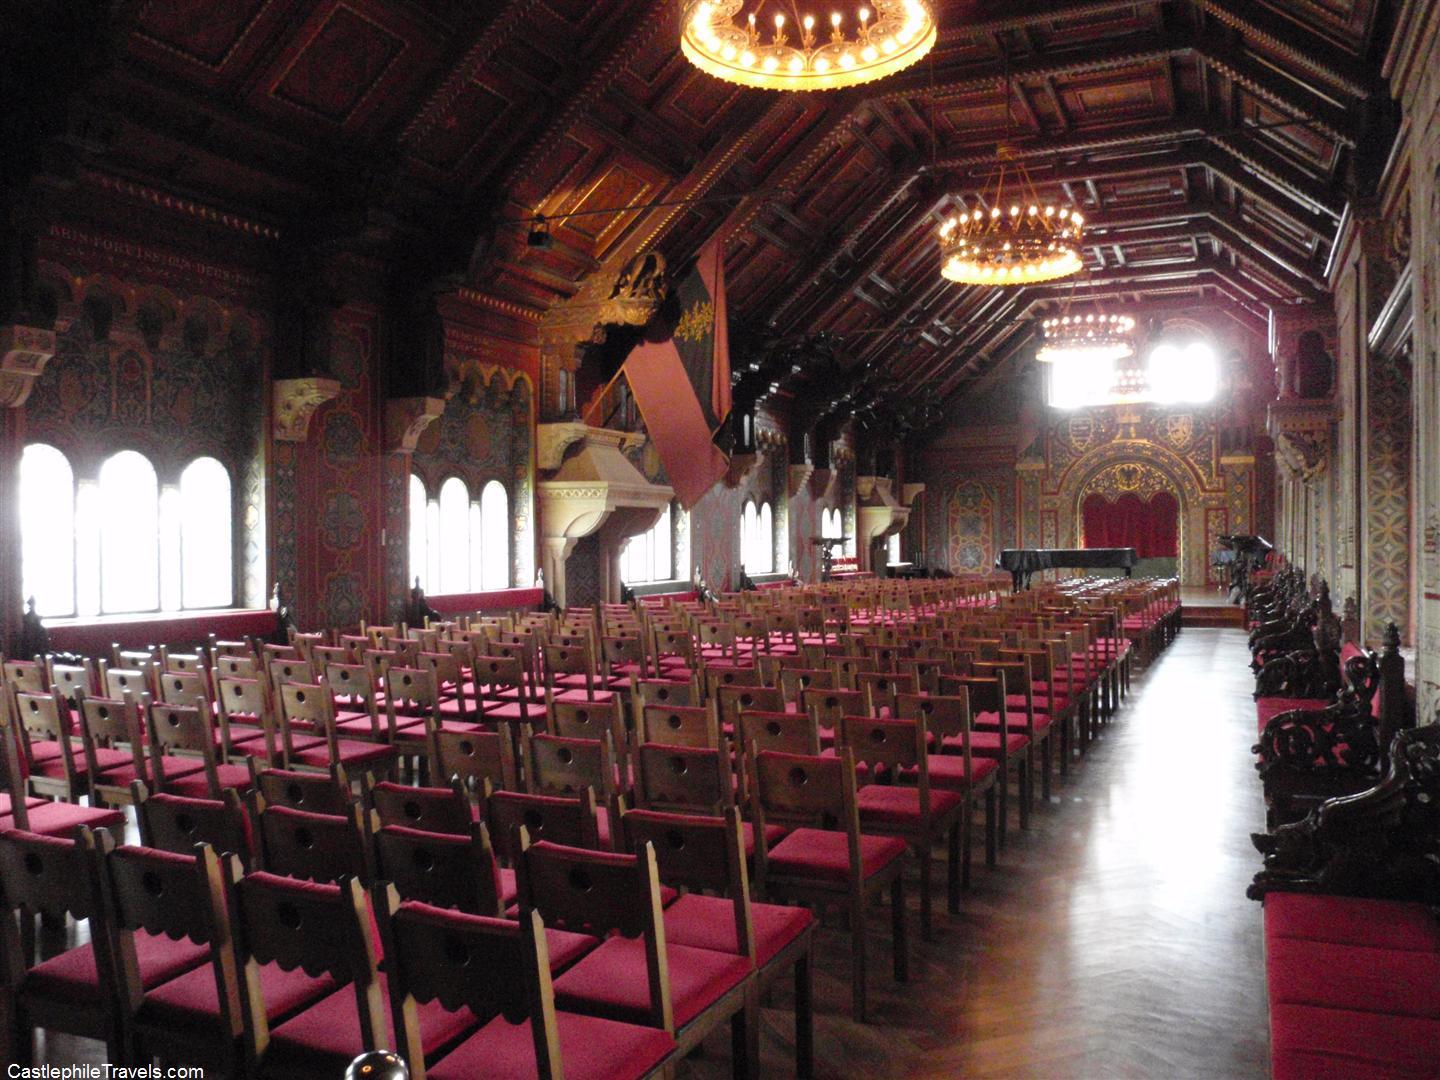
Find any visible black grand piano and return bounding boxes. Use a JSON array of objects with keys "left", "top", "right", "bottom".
[{"left": 996, "top": 547, "right": 1139, "bottom": 591}]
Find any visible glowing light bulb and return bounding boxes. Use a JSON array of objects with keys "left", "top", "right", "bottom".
[
  {"left": 763, "top": 55, "right": 779, "bottom": 71},
  {"left": 722, "top": 44, "right": 737, "bottom": 59},
  {"left": 815, "top": 57, "right": 830, "bottom": 72},
  {"left": 803, "top": 14, "right": 814, "bottom": 31},
  {"left": 832, "top": 12, "right": 842, "bottom": 27},
  {"left": 741, "top": 50, "right": 755, "bottom": 65},
  {"left": 862, "top": 45, "right": 878, "bottom": 61},
  {"left": 839, "top": 52, "right": 855, "bottom": 66},
  {"left": 788, "top": 56, "right": 803, "bottom": 73}
]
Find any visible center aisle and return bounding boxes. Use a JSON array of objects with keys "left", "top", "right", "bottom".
[{"left": 697, "top": 626, "right": 1272, "bottom": 1079}]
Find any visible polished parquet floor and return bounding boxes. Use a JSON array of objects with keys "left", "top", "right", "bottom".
[{"left": 43, "top": 628, "right": 1271, "bottom": 1079}]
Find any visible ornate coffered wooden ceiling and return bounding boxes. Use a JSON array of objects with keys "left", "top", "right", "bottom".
[{"left": 45, "top": 0, "right": 1397, "bottom": 405}]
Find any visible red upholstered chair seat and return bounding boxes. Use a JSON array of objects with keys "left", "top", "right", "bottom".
[
  {"left": 908, "top": 753, "right": 1000, "bottom": 789},
  {"left": 0, "top": 792, "right": 48, "bottom": 819},
  {"left": 3, "top": 799, "right": 125, "bottom": 835},
  {"left": 483, "top": 700, "right": 548, "bottom": 724},
  {"left": 1265, "top": 893, "right": 1440, "bottom": 952},
  {"left": 26, "top": 930, "right": 209, "bottom": 1004},
  {"left": 289, "top": 738, "right": 398, "bottom": 771},
  {"left": 661, "top": 893, "right": 814, "bottom": 967},
  {"left": 498, "top": 866, "right": 518, "bottom": 908},
  {"left": 553, "top": 689, "right": 619, "bottom": 706},
  {"left": 552, "top": 935, "right": 751, "bottom": 1029},
  {"left": 764, "top": 827, "right": 907, "bottom": 884},
  {"left": 948, "top": 728, "right": 1030, "bottom": 756},
  {"left": 264, "top": 974, "right": 476, "bottom": 1072},
  {"left": 740, "top": 821, "right": 788, "bottom": 859},
  {"left": 427, "top": 1008, "right": 674, "bottom": 1080},
  {"left": 163, "top": 762, "right": 255, "bottom": 799},
  {"left": 23, "top": 739, "right": 65, "bottom": 767},
  {"left": 855, "top": 784, "right": 965, "bottom": 827},
  {"left": 139, "top": 958, "right": 336, "bottom": 1031},
  {"left": 491, "top": 686, "right": 547, "bottom": 705},
  {"left": 982, "top": 707, "right": 1053, "bottom": 733},
  {"left": 31, "top": 745, "right": 132, "bottom": 779},
  {"left": 95, "top": 756, "right": 208, "bottom": 788},
  {"left": 333, "top": 713, "right": 394, "bottom": 737}
]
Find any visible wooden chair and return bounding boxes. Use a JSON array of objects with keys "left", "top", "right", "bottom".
[
  {"left": 778, "top": 668, "right": 835, "bottom": 711},
  {"left": 622, "top": 806, "right": 816, "bottom": 1078},
  {"left": 855, "top": 670, "right": 918, "bottom": 717},
  {"left": 372, "top": 820, "right": 506, "bottom": 918},
  {"left": 145, "top": 697, "right": 257, "bottom": 800},
  {"left": 523, "top": 729, "right": 623, "bottom": 850},
  {"left": 75, "top": 691, "right": 198, "bottom": 806},
  {"left": 840, "top": 713, "right": 967, "bottom": 940},
  {"left": 278, "top": 679, "right": 399, "bottom": 778},
  {"left": 375, "top": 889, "right": 674, "bottom": 1080},
  {"left": 322, "top": 662, "right": 386, "bottom": 742},
  {"left": 11, "top": 687, "right": 110, "bottom": 802},
  {"left": 518, "top": 833, "right": 757, "bottom": 1078},
  {"left": 215, "top": 675, "right": 292, "bottom": 761},
  {"left": 0, "top": 827, "right": 186, "bottom": 1064},
  {"left": 747, "top": 747, "right": 908, "bottom": 1022},
  {"left": 254, "top": 803, "right": 372, "bottom": 884},
  {"left": 637, "top": 703, "right": 722, "bottom": 749},
  {"left": 95, "top": 839, "right": 256, "bottom": 1072},
  {"left": 250, "top": 762, "right": 357, "bottom": 818},
  {"left": 428, "top": 726, "right": 515, "bottom": 805},
  {"left": 716, "top": 684, "right": 787, "bottom": 739},
  {"left": 131, "top": 781, "right": 252, "bottom": 868},
  {"left": 895, "top": 691, "right": 999, "bottom": 878},
  {"left": 0, "top": 693, "right": 124, "bottom": 836},
  {"left": 952, "top": 670, "right": 1026, "bottom": 842}
]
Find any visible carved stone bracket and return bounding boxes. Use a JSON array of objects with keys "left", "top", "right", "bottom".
[
  {"left": 384, "top": 396, "right": 446, "bottom": 454},
  {"left": 855, "top": 475, "right": 909, "bottom": 571},
  {"left": 1267, "top": 397, "right": 1336, "bottom": 482},
  {"left": 273, "top": 377, "right": 342, "bottom": 442},
  {"left": 809, "top": 467, "right": 837, "bottom": 502},
  {"left": 537, "top": 421, "right": 645, "bottom": 472},
  {"left": 901, "top": 482, "right": 926, "bottom": 507},
  {"left": 0, "top": 324, "right": 56, "bottom": 407},
  {"left": 787, "top": 462, "right": 814, "bottom": 496},
  {"left": 725, "top": 452, "right": 759, "bottom": 489}
]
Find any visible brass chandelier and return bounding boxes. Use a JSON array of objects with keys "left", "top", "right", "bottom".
[
  {"left": 1036, "top": 311, "right": 1137, "bottom": 363},
  {"left": 680, "top": 1, "right": 937, "bottom": 92},
  {"left": 938, "top": 149, "right": 1085, "bottom": 286}
]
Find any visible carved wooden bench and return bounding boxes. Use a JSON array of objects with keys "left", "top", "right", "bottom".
[{"left": 1249, "top": 725, "right": 1440, "bottom": 1079}]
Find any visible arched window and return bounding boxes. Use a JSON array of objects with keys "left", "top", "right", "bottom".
[
  {"left": 99, "top": 450, "right": 160, "bottom": 614},
  {"left": 740, "top": 501, "right": 758, "bottom": 573},
  {"left": 20, "top": 444, "right": 75, "bottom": 617},
  {"left": 620, "top": 503, "right": 673, "bottom": 585},
  {"left": 437, "top": 478, "right": 471, "bottom": 595},
  {"left": 822, "top": 507, "right": 842, "bottom": 541},
  {"left": 757, "top": 502, "right": 774, "bottom": 574},
  {"left": 179, "top": 457, "right": 232, "bottom": 609},
  {"left": 886, "top": 532, "right": 902, "bottom": 566},
  {"left": 408, "top": 475, "right": 429, "bottom": 591},
  {"left": 479, "top": 480, "right": 510, "bottom": 590}
]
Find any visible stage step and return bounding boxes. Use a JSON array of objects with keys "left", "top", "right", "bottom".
[{"left": 1182, "top": 603, "right": 1247, "bottom": 629}]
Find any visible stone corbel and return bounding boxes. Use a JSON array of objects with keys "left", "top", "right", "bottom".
[
  {"left": 0, "top": 324, "right": 56, "bottom": 407},
  {"left": 273, "top": 377, "right": 342, "bottom": 442},
  {"left": 787, "top": 462, "right": 814, "bottom": 496},
  {"left": 855, "top": 475, "right": 876, "bottom": 500},
  {"left": 385, "top": 396, "right": 446, "bottom": 454},
  {"left": 725, "top": 452, "right": 759, "bottom": 489},
  {"left": 1267, "top": 398, "right": 1336, "bottom": 483},
  {"left": 537, "top": 420, "right": 645, "bottom": 471},
  {"left": 901, "top": 482, "right": 925, "bottom": 507},
  {"left": 809, "top": 467, "right": 837, "bottom": 502}
]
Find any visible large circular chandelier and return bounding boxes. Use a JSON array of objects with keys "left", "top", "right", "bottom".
[
  {"left": 1037, "top": 312, "right": 1136, "bottom": 363},
  {"left": 680, "top": 1, "right": 937, "bottom": 92},
  {"left": 939, "top": 146, "right": 1084, "bottom": 286}
]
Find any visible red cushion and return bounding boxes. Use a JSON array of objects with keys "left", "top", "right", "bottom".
[
  {"left": 1256, "top": 697, "right": 1327, "bottom": 732},
  {"left": 265, "top": 973, "right": 475, "bottom": 1071},
  {"left": 140, "top": 958, "right": 336, "bottom": 1030},
  {"left": 33, "top": 745, "right": 133, "bottom": 779},
  {"left": 979, "top": 709, "right": 1052, "bottom": 734},
  {"left": 739, "top": 821, "right": 788, "bottom": 858},
  {"left": 1264, "top": 894, "right": 1440, "bottom": 952},
  {"left": 0, "top": 792, "right": 47, "bottom": 817},
  {"left": 428, "top": 1008, "right": 674, "bottom": 1080},
  {"left": 498, "top": 866, "right": 518, "bottom": 908},
  {"left": 545, "top": 928, "right": 602, "bottom": 972},
  {"left": 554, "top": 688, "right": 619, "bottom": 705},
  {"left": 25, "top": 930, "right": 208, "bottom": 1004},
  {"left": 953, "top": 728, "right": 1030, "bottom": 755},
  {"left": 662, "top": 893, "right": 813, "bottom": 967},
  {"left": 915, "top": 753, "right": 1000, "bottom": 789},
  {"left": 100, "top": 756, "right": 208, "bottom": 787},
  {"left": 553, "top": 934, "right": 750, "bottom": 1029},
  {"left": 764, "top": 827, "right": 906, "bottom": 884},
  {"left": 484, "top": 701, "right": 548, "bottom": 723},
  {"left": 163, "top": 763, "right": 255, "bottom": 799},
  {"left": 855, "top": 783, "right": 964, "bottom": 827},
  {"left": 1267, "top": 938, "right": 1440, "bottom": 1019},
  {"left": 6, "top": 800, "right": 125, "bottom": 836},
  {"left": 1270, "top": 1003, "right": 1440, "bottom": 1080},
  {"left": 290, "top": 739, "right": 398, "bottom": 770}
]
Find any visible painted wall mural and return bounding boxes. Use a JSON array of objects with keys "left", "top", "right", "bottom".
[
  {"left": 946, "top": 481, "right": 997, "bottom": 571},
  {"left": 1366, "top": 353, "right": 1412, "bottom": 641}
]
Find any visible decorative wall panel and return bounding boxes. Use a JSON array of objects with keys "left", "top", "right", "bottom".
[{"left": 1366, "top": 353, "right": 1412, "bottom": 641}]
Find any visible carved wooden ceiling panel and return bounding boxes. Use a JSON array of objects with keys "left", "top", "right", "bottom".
[{"left": 59, "top": 0, "right": 1398, "bottom": 406}]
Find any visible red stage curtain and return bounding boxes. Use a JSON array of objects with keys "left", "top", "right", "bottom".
[{"left": 1082, "top": 491, "right": 1178, "bottom": 558}]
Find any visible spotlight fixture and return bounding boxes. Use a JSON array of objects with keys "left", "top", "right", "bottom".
[
  {"left": 527, "top": 215, "right": 552, "bottom": 249},
  {"left": 680, "top": 1, "right": 937, "bottom": 92},
  {"left": 1036, "top": 312, "right": 1137, "bottom": 363}
]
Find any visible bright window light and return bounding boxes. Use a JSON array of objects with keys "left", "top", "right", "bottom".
[
  {"left": 437, "top": 477, "right": 471, "bottom": 595},
  {"left": 479, "top": 480, "right": 510, "bottom": 590},
  {"left": 621, "top": 504, "right": 673, "bottom": 585},
  {"left": 179, "top": 457, "right": 233, "bottom": 609},
  {"left": 99, "top": 450, "right": 160, "bottom": 614},
  {"left": 1148, "top": 340, "right": 1218, "bottom": 404},
  {"left": 1047, "top": 352, "right": 1118, "bottom": 409},
  {"left": 408, "top": 475, "right": 429, "bottom": 591},
  {"left": 20, "top": 443, "right": 76, "bottom": 617}
]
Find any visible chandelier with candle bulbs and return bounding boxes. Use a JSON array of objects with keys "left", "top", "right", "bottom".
[
  {"left": 680, "top": 1, "right": 937, "bottom": 92},
  {"left": 939, "top": 162, "right": 1084, "bottom": 287},
  {"left": 1036, "top": 311, "right": 1137, "bottom": 363}
]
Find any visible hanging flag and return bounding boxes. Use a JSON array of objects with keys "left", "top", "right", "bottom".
[{"left": 623, "top": 236, "right": 732, "bottom": 508}]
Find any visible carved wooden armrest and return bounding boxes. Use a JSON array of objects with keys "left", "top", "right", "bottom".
[{"left": 1253, "top": 699, "right": 1380, "bottom": 778}]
